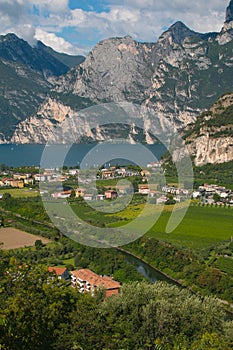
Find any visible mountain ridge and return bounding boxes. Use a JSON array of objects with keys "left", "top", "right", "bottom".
[
  {"left": 1, "top": 1, "right": 233, "bottom": 166},
  {"left": 0, "top": 34, "right": 85, "bottom": 140}
]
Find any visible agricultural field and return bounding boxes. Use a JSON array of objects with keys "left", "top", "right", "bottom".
[
  {"left": 146, "top": 206, "right": 233, "bottom": 249},
  {"left": 0, "top": 227, "right": 49, "bottom": 250},
  {"left": 109, "top": 204, "right": 233, "bottom": 249},
  {"left": 0, "top": 188, "right": 39, "bottom": 198}
]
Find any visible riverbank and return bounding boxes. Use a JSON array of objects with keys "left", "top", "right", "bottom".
[
  {"left": 117, "top": 247, "right": 233, "bottom": 318},
  {"left": 117, "top": 247, "right": 183, "bottom": 287}
]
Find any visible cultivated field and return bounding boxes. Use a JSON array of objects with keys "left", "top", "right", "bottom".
[
  {"left": 0, "top": 188, "right": 39, "bottom": 198},
  {"left": 0, "top": 227, "right": 49, "bottom": 250},
  {"left": 109, "top": 204, "right": 233, "bottom": 249}
]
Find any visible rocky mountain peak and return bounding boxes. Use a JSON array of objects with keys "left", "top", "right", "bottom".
[
  {"left": 158, "top": 21, "right": 202, "bottom": 44},
  {"left": 225, "top": 0, "right": 233, "bottom": 23}
]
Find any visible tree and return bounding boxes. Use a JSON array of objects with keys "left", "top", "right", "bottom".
[
  {"left": 35, "top": 239, "right": 43, "bottom": 250},
  {"left": 0, "top": 264, "right": 79, "bottom": 350},
  {"left": 213, "top": 193, "right": 221, "bottom": 203},
  {"left": 2, "top": 193, "right": 11, "bottom": 201},
  {"left": 70, "top": 189, "right": 76, "bottom": 198}
]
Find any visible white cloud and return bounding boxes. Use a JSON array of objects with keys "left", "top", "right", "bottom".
[
  {"left": 35, "top": 28, "right": 84, "bottom": 55},
  {"left": 0, "top": 0, "right": 230, "bottom": 55}
]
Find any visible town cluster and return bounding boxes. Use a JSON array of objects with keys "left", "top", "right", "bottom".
[
  {"left": 192, "top": 184, "right": 233, "bottom": 205},
  {"left": 1, "top": 165, "right": 232, "bottom": 206}
]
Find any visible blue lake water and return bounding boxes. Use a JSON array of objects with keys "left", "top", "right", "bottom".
[{"left": 0, "top": 143, "right": 166, "bottom": 167}]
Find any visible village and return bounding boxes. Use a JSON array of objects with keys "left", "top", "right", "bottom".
[{"left": 0, "top": 162, "right": 233, "bottom": 205}]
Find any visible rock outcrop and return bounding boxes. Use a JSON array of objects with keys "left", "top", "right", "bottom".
[{"left": 183, "top": 93, "right": 233, "bottom": 165}]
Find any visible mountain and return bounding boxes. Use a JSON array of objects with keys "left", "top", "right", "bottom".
[
  {"left": 10, "top": 1, "right": 233, "bottom": 148},
  {"left": 0, "top": 1, "right": 232, "bottom": 150},
  {"left": 0, "top": 33, "right": 69, "bottom": 77},
  {"left": 0, "top": 34, "right": 85, "bottom": 141},
  {"left": 226, "top": 0, "right": 233, "bottom": 23},
  {"left": 182, "top": 92, "right": 233, "bottom": 166},
  {"left": 36, "top": 41, "right": 85, "bottom": 69}
]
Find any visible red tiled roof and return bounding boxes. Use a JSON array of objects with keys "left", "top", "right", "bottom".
[
  {"left": 48, "top": 266, "right": 67, "bottom": 276},
  {"left": 71, "top": 269, "right": 120, "bottom": 290}
]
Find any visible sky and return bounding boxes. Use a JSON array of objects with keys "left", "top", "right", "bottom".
[{"left": 0, "top": 0, "right": 230, "bottom": 56}]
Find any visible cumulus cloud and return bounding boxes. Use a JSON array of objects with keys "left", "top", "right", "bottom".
[
  {"left": 0, "top": 0, "right": 230, "bottom": 55},
  {"left": 35, "top": 28, "right": 84, "bottom": 55}
]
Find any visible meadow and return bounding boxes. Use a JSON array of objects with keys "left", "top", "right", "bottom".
[
  {"left": 0, "top": 188, "right": 39, "bottom": 198},
  {"left": 65, "top": 198, "right": 233, "bottom": 250},
  {"left": 108, "top": 203, "right": 233, "bottom": 249}
]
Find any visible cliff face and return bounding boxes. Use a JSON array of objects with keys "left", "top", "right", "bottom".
[
  {"left": 10, "top": 1, "right": 233, "bottom": 147},
  {"left": 183, "top": 93, "right": 233, "bottom": 166}
]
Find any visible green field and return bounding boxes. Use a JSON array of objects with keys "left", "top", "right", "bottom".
[
  {"left": 109, "top": 204, "right": 233, "bottom": 249},
  {"left": 45, "top": 198, "right": 233, "bottom": 250},
  {"left": 145, "top": 206, "right": 233, "bottom": 249},
  {"left": 0, "top": 188, "right": 39, "bottom": 198}
]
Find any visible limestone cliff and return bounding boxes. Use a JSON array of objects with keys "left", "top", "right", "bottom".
[{"left": 183, "top": 93, "right": 233, "bottom": 165}]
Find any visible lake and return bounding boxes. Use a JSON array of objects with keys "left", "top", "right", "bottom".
[{"left": 0, "top": 143, "right": 166, "bottom": 167}]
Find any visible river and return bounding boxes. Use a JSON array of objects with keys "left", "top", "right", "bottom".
[{"left": 120, "top": 249, "right": 180, "bottom": 285}]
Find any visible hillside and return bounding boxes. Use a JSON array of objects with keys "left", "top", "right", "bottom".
[
  {"left": 9, "top": 1, "right": 233, "bottom": 146},
  {"left": 0, "top": 34, "right": 84, "bottom": 141},
  {"left": 183, "top": 92, "right": 233, "bottom": 165}
]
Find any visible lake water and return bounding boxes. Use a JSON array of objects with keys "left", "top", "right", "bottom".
[{"left": 0, "top": 143, "right": 166, "bottom": 167}]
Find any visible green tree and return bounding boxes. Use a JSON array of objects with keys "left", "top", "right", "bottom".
[
  {"left": 35, "top": 239, "right": 43, "bottom": 250},
  {"left": 2, "top": 193, "right": 11, "bottom": 201},
  {"left": 213, "top": 193, "right": 221, "bottom": 202},
  {"left": 0, "top": 264, "right": 79, "bottom": 350}
]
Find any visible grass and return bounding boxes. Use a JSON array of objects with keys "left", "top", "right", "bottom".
[
  {"left": 0, "top": 188, "right": 39, "bottom": 198},
  {"left": 214, "top": 257, "right": 233, "bottom": 277},
  {"left": 45, "top": 198, "right": 233, "bottom": 250},
  {"left": 109, "top": 204, "right": 233, "bottom": 250},
  {"left": 146, "top": 206, "right": 233, "bottom": 249}
]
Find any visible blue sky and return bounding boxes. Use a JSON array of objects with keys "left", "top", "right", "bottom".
[{"left": 0, "top": 0, "right": 230, "bottom": 55}]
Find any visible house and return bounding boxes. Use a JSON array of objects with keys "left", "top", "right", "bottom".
[
  {"left": 138, "top": 184, "right": 150, "bottom": 195},
  {"left": 174, "top": 195, "right": 181, "bottom": 203},
  {"left": 24, "top": 178, "right": 34, "bottom": 185},
  {"left": 75, "top": 188, "right": 86, "bottom": 197},
  {"left": 51, "top": 190, "right": 71, "bottom": 199},
  {"left": 162, "top": 186, "right": 181, "bottom": 195},
  {"left": 147, "top": 161, "right": 162, "bottom": 168},
  {"left": 48, "top": 266, "right": 70, "bottom": 280},
  {"left": 156, "top": 195, "right": 167, "bottom": 204},
  {"left": 105, "top": 190, "right": 118, "bottom": 199},
  {"left": 71, "top": 269, "right": 121, "bottom": 297},
  {"left": 148, "top": 190, "right": 157, "bottom": 198},
  {"left": 34, "top": 174, "right": 46, "bottom": 182},
  {"left": 96, "top": 194, "right": 105, "bottom": 200},
  {"left": 101, "top": 170, "right": 115, "bottom": 179},
  {"left": 115, "top": 167, "right": 126, "bottom": 177},
  {"left": 141, "top": 170, "right": 150, "bottom": 177},
  {"left": 68, "top": 169, "right": 79, "bottom": 176},
  {"left": 192, "top": 191, "right": 201, "bottom": 199},
  {"left": 83, "top": 193, "right": 95, "bottom": 201},
  {"left": 3, "top": 179, "right": 24, "bottom": 188},
  {"left": 117, "top": 185, "right": 133, "bottom": 195}
]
